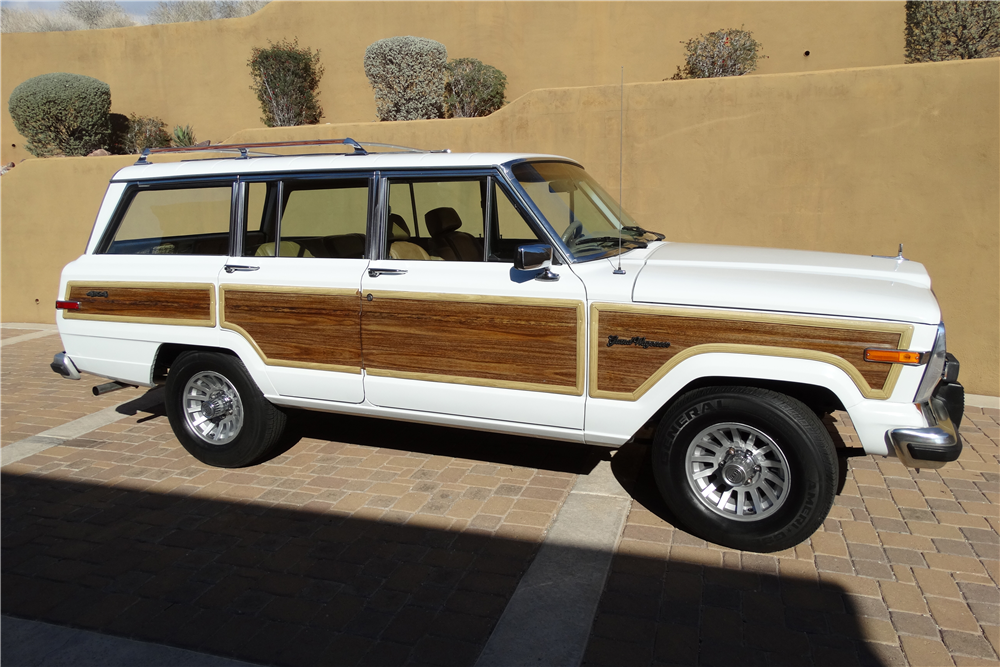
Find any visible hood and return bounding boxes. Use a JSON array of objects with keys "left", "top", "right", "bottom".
[{"left": 633, "top": 243, "right": 940, "bottom": 324}]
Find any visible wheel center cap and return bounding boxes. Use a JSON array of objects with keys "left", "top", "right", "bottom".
[
  {"left": 721, "top": 449, "right": 759, "bottom": 487},
  {"left": 202, "top": 393, "right": 233, "bottom": 420}
]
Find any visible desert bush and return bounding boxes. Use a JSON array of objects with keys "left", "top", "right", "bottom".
[
  {"left": 125, "top": 114, "right": 171, "bottom": 154},
  {"left": 444, "top": 58, "right": 507, "bottom": 118},
  {"left": 172, "top": 125, "right": 197, "bottom": 147},
  {"left": 670, "top": 27, "right": 764, "bottom": 80},
  {"left": 248, "top": 39, "right": 324, "bottom": 127},
  {"left": 1, "top": 6, "right": 86, "bottom": 32},
  {"left": 905, "top": 1, "right": 1000, "bottom": 62},
  {"left": 62, "top": 1, "right": 134, "bottom": 29},
  {"left": 148, "top": 0, "right": 269, "bottom": 24},
  {"left": 365, "top": 36, "right": 447, "bottom": 121},
  {"left": 8, "top": 73, "right": 111, "bottom": 157}
]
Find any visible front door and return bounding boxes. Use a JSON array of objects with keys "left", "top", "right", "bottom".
[
  {"left": 219, "top": 174, "right": 371, "bottom": 403},
  {"left": 360, "top": 173, "right": 587, "bottom": 430}
]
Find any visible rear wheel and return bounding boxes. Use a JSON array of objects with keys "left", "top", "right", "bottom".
[
  {"left": 652, "top": 386, "right": 837, "bottom": 553},
  {"left": 165, "top": 351, "right": 286, "bottom": 468}
]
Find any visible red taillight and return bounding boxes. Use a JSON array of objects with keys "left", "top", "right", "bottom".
[{"left": 55, "top": 300, "right": 80, "bottom": 310}]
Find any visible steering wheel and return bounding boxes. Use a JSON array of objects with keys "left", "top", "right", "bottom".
[{"left": 561, "top": 220, "right": 583, "bottom": 243}]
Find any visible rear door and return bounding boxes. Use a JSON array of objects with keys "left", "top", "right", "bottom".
[
  {"left": 218, "top": 173, "right": 371, "bottom": 403},
  {"left": 360, "top": 171, "right": 587, "bottom": 430}
]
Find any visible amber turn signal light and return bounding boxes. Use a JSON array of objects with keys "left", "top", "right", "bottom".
[
  {"left": 864, "top": 349, "right": 925, "bottom": 364},
  {"left": 55, "top": 300, "right": 80, "bottom": 310}
]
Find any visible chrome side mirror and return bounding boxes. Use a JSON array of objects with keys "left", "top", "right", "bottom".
[{"left": 515, "top": 244, "right": 559, "bottom": 281}]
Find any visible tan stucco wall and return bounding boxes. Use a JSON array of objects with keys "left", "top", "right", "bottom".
[
  {"left": 1, "top": 1, "right": 905, "bottom": 166},
  {"left": 3, "top": 59, "right": 996, "bottom": 395}
]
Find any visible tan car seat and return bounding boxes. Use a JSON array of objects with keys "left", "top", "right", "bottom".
[
  {"left": 425, "top": 207, "right": 482, "bottom": 261},
  {"left": 255, "top": 241, "right": 314, "bottom": 258}
]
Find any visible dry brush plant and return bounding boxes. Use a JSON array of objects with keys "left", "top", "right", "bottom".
[
  {"left": 905, "top": 0, "right": 1000, "bottom": 62},
  {"left": 670, "top": 27, "right": 765, "bottom": 80}
]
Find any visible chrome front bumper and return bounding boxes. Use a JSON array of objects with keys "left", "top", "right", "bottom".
[
  {"left": 888, "top": 383, "right": 964, "bottom": 468},
  {"left": 50, "top": 352, "right": 81, "bottom": 380}
]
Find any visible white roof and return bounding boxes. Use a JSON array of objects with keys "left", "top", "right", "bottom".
[{"left": 111, "top": 152, "right": 575, "bottom": 182}]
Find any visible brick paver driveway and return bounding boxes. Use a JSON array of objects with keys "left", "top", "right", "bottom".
[{"left": 2, "top": 325, "right": 998, "bottom": 666}]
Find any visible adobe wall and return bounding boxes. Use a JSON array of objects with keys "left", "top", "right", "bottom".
[
  {"left": 0, "top": 1, "right": 905, "bottom": 165},
  {"left": 2, "top": 59, "right": 996, "bottom": 396}
]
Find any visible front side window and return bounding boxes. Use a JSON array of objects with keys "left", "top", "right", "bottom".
[
  {"left": 385, "top": 178, "right": 485, "bottom": 261},
  {"left": 103, "top": 184, "right": 232, "bottom": 255},
  {"left": 511, "top": 161, "right": 650, "bottom": 261},
  {"left": 243, "top": 178, "right": 369, "bottom": 258},
  {"left": 384, "top": 176, "right": 547, "bottom": 262}
]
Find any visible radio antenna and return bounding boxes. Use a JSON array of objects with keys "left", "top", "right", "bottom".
[{"left": 613, "top": 66, "right": 626, "bottom": 275}]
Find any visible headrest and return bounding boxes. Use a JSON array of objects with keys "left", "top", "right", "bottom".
[
  {"left": 425, "top": 207, "right": 462, "bottom": 236},
  {"left": 388, "top": 213, "right": 410, "bottom": 241}
]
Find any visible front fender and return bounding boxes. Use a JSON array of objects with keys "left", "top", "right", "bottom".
[{"left": 585, "top": 351, "right": 868, "bottom": 446}]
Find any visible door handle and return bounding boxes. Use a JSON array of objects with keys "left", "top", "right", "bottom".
[
  {"left": 368, "top": 268, "right": 408, "bottom": 277},
  {"left": 224, "top": 264, "right": 260, "bottom": 273}
]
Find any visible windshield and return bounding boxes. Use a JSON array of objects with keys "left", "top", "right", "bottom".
[{"left": 511, "top": 161, "right": 657, "bottom": 261}]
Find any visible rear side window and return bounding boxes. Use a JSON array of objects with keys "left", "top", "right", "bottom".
[
  {"left": 244, "top": 178, "right": 369, "bottom": 259},
  {"left": 102, "top": 184, "right": 232, "bottom": 255}
]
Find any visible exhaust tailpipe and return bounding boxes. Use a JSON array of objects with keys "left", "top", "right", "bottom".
[{"left": 92, "top": 381, "right": 135, "bottom": 396}]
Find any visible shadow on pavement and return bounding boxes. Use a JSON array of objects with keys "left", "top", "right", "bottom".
[
  {"left": 3, "top": 467, "right": 888, "bottom": 666},
  {"left": 267, "top": 407, "right": 609, "bottom": 477}
]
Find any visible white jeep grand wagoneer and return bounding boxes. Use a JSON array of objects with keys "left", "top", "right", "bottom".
[{"left": 51, "top": 139, "right": 963, "bottom": 552}]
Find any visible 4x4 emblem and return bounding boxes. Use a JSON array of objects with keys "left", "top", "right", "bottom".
[{"left": 86, "top": 290, "right": 109, "bottom": 298}]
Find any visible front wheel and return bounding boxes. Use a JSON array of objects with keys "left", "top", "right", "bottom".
[
  {"left": 652, "top": 386, "right": 837, "bottom": 553},
  {"left": 165, "top": 351, "right": 286, "bottom": 468}
]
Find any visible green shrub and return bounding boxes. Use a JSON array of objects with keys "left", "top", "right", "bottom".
[
  {"left": 365, "top": 36, "right": 447, "bottom": 121},
  {"left": 905, "top": 1, "right": 1000, "bottom": 62},
  {"left": 444, "top": 58, "right": 507, "bottom": 118},
  {"left": 670, "top": 27, "right": 764, "bottom": 80},
  {"left": 172, "top": 124, "right": 197, "bottom": 147},
  {"left": 248, "top": 39, "right": 324, "bottom": 127},
  {"left": 125, "top": 114, "right": 171, "bottom": 154},
  {"left": 8, "top": 73, "right": 111, "bottom": 157}
]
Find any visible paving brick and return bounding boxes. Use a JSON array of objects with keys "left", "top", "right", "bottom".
[
  {"left": 900, "top": 635, "right": 957, "bottom": 667},
  {"left": 890, "top": 611, "right": 941, "bottom": 638},
  {"left": 941, "top": 631, "right": 999, "bottom": 660},
  {"left": 841, "top": 520, "right": 880, "bottom": 545},
  {"left": 928, "top": 597, "right": 982, "bottom": 633},
  {"left": 913, "top": 569, "right": 963, "bottom": 600},
  {"left": 881, "top": 581, "right": 930, "bottom": 614},
  {"left": 925, "top": 552, "right": 988, "bottom": 576}
]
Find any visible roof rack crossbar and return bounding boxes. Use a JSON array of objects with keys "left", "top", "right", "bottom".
[{"left": 135, "top": 137, "right": 372, "bottom": 165}]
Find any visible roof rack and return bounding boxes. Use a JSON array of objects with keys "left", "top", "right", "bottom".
[{"left": 134, "top": 137, "right": 449, "bottom": 165}]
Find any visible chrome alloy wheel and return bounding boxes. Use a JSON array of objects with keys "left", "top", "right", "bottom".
[
  {"left": 182, "top": 371, "right": 244, "bottom": 445},
  {"left": 683, "top": 422, "right": 791, "bottom": 522}
]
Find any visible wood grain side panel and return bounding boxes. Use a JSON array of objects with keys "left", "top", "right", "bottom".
[
  {"left": 222, "top": 289, "right": 362, "bottom": 370},
  {"left": 596, "top": 310, "right": 901, "bottom": 396},
  {"left": 362, "top": 297, "right": 580, "bottom": 392},
  {"left": 65, "top": 283, "right": 213, "bottom": 325}
]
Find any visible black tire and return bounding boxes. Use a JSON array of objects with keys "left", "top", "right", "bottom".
[
  {"left": 652, "top": 386, "right": 837, "bottom": 553},
  {"left": 165, "top": 351, "right": 286, "bottom": 468}
]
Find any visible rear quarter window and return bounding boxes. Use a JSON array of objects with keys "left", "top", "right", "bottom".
[{"left": 102, "top": 184, "right": 232, "bottom": 255}]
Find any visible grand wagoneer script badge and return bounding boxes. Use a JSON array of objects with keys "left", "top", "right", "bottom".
[{"left": 607, "top": 335, "right": 671, "bottom": 349}]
